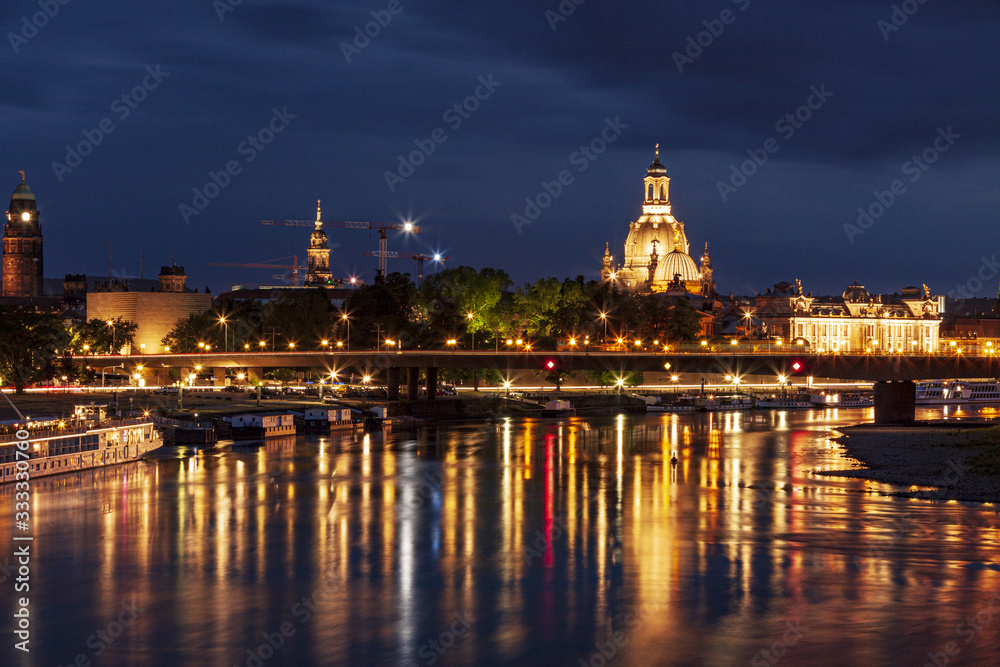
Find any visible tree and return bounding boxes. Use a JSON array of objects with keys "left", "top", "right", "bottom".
[
  {"left": 261, "top": 288, "right": 337, "bottom": 350},
  {"left": 414, "top": 266, "right": 512, "bottom": 348},
  {"left": 343, "top": 272, "right": 417, "bottom": 349},
  {"left": 69, "top": 317, "right": 138, "bottom": 354},
  {"left": 161, "top": 311, "right": 222, "bottom": 353},
  {"left": 664, "top": 300, "right": 702, "bottom": 342},
  {"left": 0, "top": 307, "right": 67, "bottom": 393}
]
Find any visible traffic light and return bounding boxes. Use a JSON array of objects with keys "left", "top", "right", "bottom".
[
  {"left": 791, "top": 360, "right": 805, "bottom": 374},
  {"left": 545, "top": 360, "right": 556, "bottom": 370}
]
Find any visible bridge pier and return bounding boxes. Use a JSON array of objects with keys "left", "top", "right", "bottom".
[
  {"left": 874, "top": 380, "right": 916, "bottom": 425},
  {"left": 407, "top": 367, "right": 419, "bottom": 400},
  {"left": 426, "top": 367, "right": 438, "bottom": 400},
  {"left": 387, "top": 367, "right": 400, "bottom": 401}
]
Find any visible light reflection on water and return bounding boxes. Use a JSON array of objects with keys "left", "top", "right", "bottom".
[{"left": 2, "top": 407, "right": 1000, "bottom": 666}]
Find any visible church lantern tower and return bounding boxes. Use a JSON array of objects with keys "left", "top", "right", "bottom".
[
  {"left": 305, "top": 200, "right": 333, "bottom": 286},
  {"left": 699, "top": 242, "right": 715, "bottom": 296},
  {"left": 2, "top": 171, "right": 43, "bottom": 298}
]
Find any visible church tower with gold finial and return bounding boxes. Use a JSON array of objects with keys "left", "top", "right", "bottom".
[
  {"left": 305, "top": 200, "right": 333, "bottom": 286},
  {"left": 2, "top": 171, "right": 43, "bottom": 298}
]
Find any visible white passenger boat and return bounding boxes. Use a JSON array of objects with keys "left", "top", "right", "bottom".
[
  {"left": 809, "top": 392, "right": 874, "bottom": 408},
  {"left": 0, "top": 404, "right": 163, "bottom": 484},
  {"left": 916, "top": 380, "right": 1000, "bottom": 405},
  {"left": 755, "top": 396, "right": 813, "bottom": 409}
]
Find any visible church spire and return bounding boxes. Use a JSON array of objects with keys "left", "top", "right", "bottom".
[{"left": 315, "top": 199, "right": 323, "bottom": 229}]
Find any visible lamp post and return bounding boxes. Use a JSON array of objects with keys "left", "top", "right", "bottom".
[
  {"left": 467, "top": 312, "right": 475, "bottom": 350},
  {"left": 107, "top": 320, "right": 116, "bottom": 354},
  {"left": 219, "top": 316, "right": 229, "bottom": 352},
  {"left": 599, "top": 312, "right": 608, "bottom": 348},
  {"left": 341, "top": 313, "right": 350, "bottom": 351}
]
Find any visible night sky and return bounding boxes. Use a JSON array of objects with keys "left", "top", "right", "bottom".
[{"left": 2, "top": 0, "right": 998, "bottom": 298}]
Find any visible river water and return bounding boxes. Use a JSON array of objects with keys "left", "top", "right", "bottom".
[{"left": 3, "top": 407, "right": 1000, "bottom": 666}]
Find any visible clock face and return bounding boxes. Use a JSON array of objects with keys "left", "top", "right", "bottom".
[{"left": 21, "top": 211, "right": 30, "bottom": 221}]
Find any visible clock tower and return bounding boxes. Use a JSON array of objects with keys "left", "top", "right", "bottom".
[{"left": 2, "top": 171, "right": 44, "bottom": 298}]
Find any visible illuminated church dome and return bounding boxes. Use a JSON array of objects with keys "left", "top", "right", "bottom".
[
  {"left": 602, "top": 146, "right": 715, "bottom": 297},
  {"left": 654, "top": 250, "right": 700, "bottom": 284}
]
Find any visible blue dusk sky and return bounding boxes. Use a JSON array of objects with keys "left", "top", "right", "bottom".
[{"left": 2, "top": 0, "right": 998, "bottom": 297}]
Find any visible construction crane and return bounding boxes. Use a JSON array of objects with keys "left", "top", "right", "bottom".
[
  {"left": 262, "top": 200, "right": 420, "bottom": 276},
  {"left": 360, "top": 251, "right": 448, "bottom": 283},
  {"left": 208, "top": 256, "right": 304, "bottom": 286}
]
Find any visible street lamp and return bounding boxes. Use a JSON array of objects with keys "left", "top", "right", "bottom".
[
  {"left": 341, "top": 313, "right": 350, "bottom": 351},
  {"left": 218, "top": 316, "right": 229, "bottom": 352},
  {"left": 599, "top": 312, "right": 608, "bottom": 347},
  {"left": 107, "top": 319, "right": 116, "bottom": 354},
  {"left": 288, "top": 342, "right": 296, "bottom": 350},
  {"left": 259, "top": 340, "right": 267, "bottom": 351},
  {"left": 467, "top": 312, "right": 475, "bottom": 350}
]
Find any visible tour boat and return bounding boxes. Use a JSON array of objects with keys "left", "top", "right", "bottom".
[
  {"left": 705, "top": 394, "right": 756, "bottom": 411},
  {"left": 0, "top": 404, "right": 163, "bottom": 484},
  {"left": 755, "top": 395, "right": 813, "bottom": 409},
  {"left": 916, "top": 380, "right": 1000, "bottom": 405},
  {"left": 808, "top": 392, "right": 874, "bottom": 408}
]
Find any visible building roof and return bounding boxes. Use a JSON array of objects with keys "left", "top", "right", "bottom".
[{"left": 654, "top": 250, "right": 700, "bottom": 283}]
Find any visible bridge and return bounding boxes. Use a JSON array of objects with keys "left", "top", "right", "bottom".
[{"left": 77, "top": 350, "right": 1000, "bottom": 424}]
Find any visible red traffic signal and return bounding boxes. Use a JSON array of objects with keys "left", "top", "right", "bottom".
[{"left": 545, "top": 360, "right": 556, "bottom": 370}]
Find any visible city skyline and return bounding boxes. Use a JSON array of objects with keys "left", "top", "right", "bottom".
[{"left": 2, "top": 1, "right": 998, "bottom": 297}]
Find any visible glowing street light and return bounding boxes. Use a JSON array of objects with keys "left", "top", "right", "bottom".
[
  {"left": 218, "top": 315, "right": 229, "bottom": 352},
  {"left": 341, "top": 313, "right": 351, "bottom": 351}
]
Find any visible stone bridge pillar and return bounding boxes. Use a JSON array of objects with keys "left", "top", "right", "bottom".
[
  {"left": 426, "top": 367, "right": 438, "bottom": 400},
  {"left": 874, "top": 380, "right": 916, "bottom": 425},
  {"left": 407, "top": 367, "right": 420, "bottom": 400},
  {"left": 387, "top": 367, "right": 400, "bottom": 401}
]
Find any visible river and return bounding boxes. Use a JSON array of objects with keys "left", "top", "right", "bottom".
[{"left": 3, "top": 407, "right": 1000, "bottom": 666}]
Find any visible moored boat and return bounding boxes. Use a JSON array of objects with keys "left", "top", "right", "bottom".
[{"left": 0, "top": 404, "right": 163, "bottom": 484}]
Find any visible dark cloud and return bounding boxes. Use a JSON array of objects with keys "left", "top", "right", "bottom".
[{"left": 1, "top": 0, "right": 997, "bottom": 297}]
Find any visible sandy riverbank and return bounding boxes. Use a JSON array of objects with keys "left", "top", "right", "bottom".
[{"left": 818, "top": 422, "right": 1000, "bottom": 504}]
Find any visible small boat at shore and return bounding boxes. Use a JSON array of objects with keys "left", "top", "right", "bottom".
[{"left": 541, "top": 400, "right": 576, "bottom": 417}]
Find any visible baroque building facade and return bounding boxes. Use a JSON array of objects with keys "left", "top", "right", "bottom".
[
  {"left": 602, "top": 147, "right": 714, "bottom": 296},
  {"left": 2, "top": 172, "right": 43, "bottom": 298},
  {"left": 756, "top": 280, "right": 941, "bottom": 353}
]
